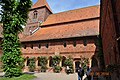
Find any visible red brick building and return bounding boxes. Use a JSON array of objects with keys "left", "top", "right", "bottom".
[
  {"left": 0, "top": 0, "right": 101, "bottom": 72},
  {"left": 100, "top": 0, "right": 120, "bottom": 79}
]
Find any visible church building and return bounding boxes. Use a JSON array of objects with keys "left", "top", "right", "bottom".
[{"left": 0, "top": 0, "right": 101, "bottom": 72}]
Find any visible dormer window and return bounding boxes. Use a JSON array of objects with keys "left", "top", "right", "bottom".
[{"left": 33, "top": 10, "right": 38, "bottom": 19}]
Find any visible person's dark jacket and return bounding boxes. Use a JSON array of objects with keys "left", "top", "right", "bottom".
[{"left": 78, "top": 68, "right": 84, "bottom": 77}]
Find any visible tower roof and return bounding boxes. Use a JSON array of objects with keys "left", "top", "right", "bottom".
[{"left": 32, "top": 0, "right": 52, "bottom": 12}]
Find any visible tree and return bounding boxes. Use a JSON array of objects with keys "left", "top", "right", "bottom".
[{"left": 0, "top": 0, "right": 32, "bottom": 77}]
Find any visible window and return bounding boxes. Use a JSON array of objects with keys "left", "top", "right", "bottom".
[
  {"left": 31, "top": 44, "right": 33, "bottom": 49},
  {"left": 64, "top": 41, "right": 67, "bottom": 47},
  {"left": 37, "top": 57, "right": 40, "bottom": 66},
  {"left": 73, "top": 41, "right": 76, "bottom": 47},
  {"left": 33, "top": 10, "right": 38, "bottom": 19},
  {"left": 23, "top": 45, "right": 26, "bottom": 49},
  {"left": 38, "top": 44, "right": 41, "bottom": 49},
  {"left": 26, "top": 58, "right": 30, "bottom": 66},
  {"left": 46, "top": 43, "right": 49, "bottom": 48},
  {"left": 83, "top": 39, "right": 87, "bottom": 46}
]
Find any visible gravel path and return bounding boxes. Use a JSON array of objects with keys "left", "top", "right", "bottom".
[{"left": 33, "top": 73, "right": 78, "bottom": 80}]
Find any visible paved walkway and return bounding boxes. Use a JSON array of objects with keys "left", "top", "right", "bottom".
[
  {"left": 0, "top": 72, "right": 4, "bottom": 77},
  {"left": 33, "top": 73, "right": 78, "bottom": 80}
]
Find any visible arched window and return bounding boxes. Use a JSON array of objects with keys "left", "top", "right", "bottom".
[
  {"left": 33, "top": 10, "right": 38, "bottom": 19},
  {"left": 75, "top": 61, "right": 80, "bottom": 72},
  {"left": 62, "top": 56, "right": 66, "bottom": 67},
  {"left": 26, "top": 57, "right": 30, "bottom": 66},
  {"left": 49, "top": 56, "right": 53, "bottom": 67},
  {"left": 37, "top": 57, "right": 40, "bottom": 66}
]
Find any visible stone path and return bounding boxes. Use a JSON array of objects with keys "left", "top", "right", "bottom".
[
  {"left": 0, "top": 72, "right": 4, "bottom": 77},
  {"left": 33, "top": 73, "right": 78, "bottom": 80}
]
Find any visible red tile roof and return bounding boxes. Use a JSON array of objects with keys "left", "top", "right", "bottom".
[
  {"left": 21, "top": 19, "right": 99, "bottom": 42},
  {"left": 42, "top": 5, "right": 100, "bottom": 26},
  {"left": 32, "top": 0, "right": 52, "bottom": 12},
  {"left": 21, "top": 5, "right": 100, "bottom": 42}
]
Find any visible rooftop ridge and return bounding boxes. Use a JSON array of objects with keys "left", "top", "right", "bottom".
[
  {"left": 52, "top": 5, "right": 100, "bottom": 15},
  {"left": 32, "top": 0, "right": 52, "bottom": 12}
]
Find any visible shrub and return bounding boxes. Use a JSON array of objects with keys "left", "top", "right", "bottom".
[
  {"left": 64, "top": 58, "right": 74, "bottom": 74},
  {"left": 38, "top": 56, "right": 48, "bottom": 72},
  {"left": 28, "top": 57, "right": 35, "bottom": 72},
  {"left": 39, "top": 56, "right": 48, "bottom": 66},
  {"left": 79, "top": 56, "right": 89, "bottom": 72},
  {"left": 41, "top": 65, "right": 47, "bottom": 72},
  {"left": 52, "top": 55, "right": 61, "bottom": 66},
  {"left": 53, "top": 66, "right": 62, "bottom": 73}
]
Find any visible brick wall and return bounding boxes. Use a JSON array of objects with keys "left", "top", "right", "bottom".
[
  {"left": 21, "top": 37, "right": 99, "bottom": 59},
  {"left": 101, "top": 0, "right": 120, "bottom": 66},
  {"left": 101, "top": 0, "right": 120, "bottom": 79},
  {"left": 23, "top": 7, "right": 52, "bottom": 35}
]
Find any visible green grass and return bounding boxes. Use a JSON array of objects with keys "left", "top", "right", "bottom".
[{"left": 0, "top": 74, "right": 36, "bottom": 80}]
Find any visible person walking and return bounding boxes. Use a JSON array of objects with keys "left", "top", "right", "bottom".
[
  {"left": 78, "top": 65, "right": 84, "bottom": 80},
  {"left": 86, "top": 66, "right": 92, "bottom": 80}
]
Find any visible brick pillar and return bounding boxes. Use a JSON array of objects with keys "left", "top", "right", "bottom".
[
  {"left": 47, "top": 59, "right": 49, "bottom": 68},
  {"left": 24, "top": 58, "right": 27, "bottom": 67},
  {"left": 24, "top": 58, "right": 28, "bottom": 72},
  {"left": 89, "top": 58, "right": 92, "bottom": 67},
  {"left": 35, "top": 58, "right": 38, "bottom": 71},
  {"left": 73, "top": 60, "right": 75, "bottom": 73},
  {"left": 59, "top": 60, "right": 62, "bottom": 67}
]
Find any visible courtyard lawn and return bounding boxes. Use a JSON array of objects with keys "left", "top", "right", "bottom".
[{"left": 0, "top": 74, "right": 36, "bottom": 80}]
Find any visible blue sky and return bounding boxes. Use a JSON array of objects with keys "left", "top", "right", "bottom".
[{"left": 32, "top": 0, "right": 100, "bottom": 13}]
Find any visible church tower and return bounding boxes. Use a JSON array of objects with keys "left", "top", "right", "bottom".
[{"left": 24, "top": 0, "right": 52, "bottom": 35}]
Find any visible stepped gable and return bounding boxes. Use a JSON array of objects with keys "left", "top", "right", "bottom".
[
  {"left": 21, "top": 5, "right": 100, "bottom": 42},
  {"left": 32, "top": 0, "right": 52, "bottom": 12}
]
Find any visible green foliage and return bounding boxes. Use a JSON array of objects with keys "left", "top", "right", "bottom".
[
  {"left": 53, "top": 66, "right": 62, "bottom": 73},
  {"left": 39, "top": 56, "right": 48, "bottom": 66},
  {"left": 38, "top": 56, "right": 48, "bottom": 72},
  {"left": 40, "top": 65, "right": 47, "bottom": 72},
  {"left": 0, "top": 74, "right": 36, "bottom": 80},
  {"left": 64, "top": 58, "right": 74, "bottom": 74},
  {"left": 79, "top": 56, "right": 89, "bottom": 71},
  {"left": 52, "top": 55, "right": 61, "bottom": 66},
  {"left": 0, "top": 0, "right": 32, "bottom": 77},
  {"left": 28, "top": 57, "right": 35, "bottom": 72}
]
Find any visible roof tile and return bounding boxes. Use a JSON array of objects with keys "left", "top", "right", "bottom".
[
  {"left": 42, "top": 5, "right": 100, "bottom": 26},
  {"left": 21, "top": 19, "right": 99, "bottom": 42},
  {"left": 32, "top": 0, "right": 52, "bottom": 12}
]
